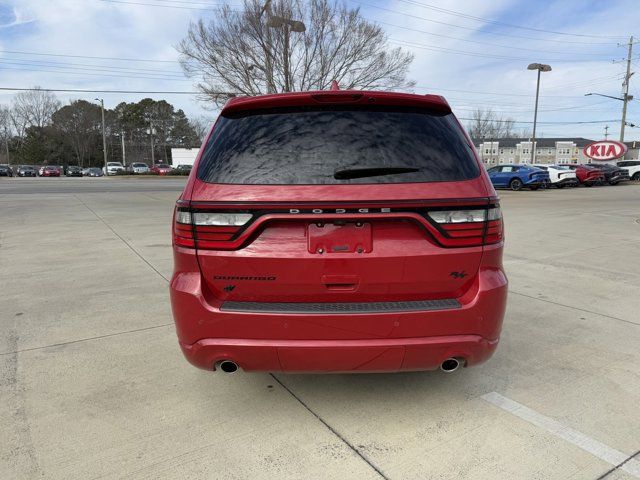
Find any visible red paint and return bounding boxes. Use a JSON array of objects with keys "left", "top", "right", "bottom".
[
  {"left": 559, "top": 164, "right": 605, "bottom": 185},
  {"left": 170, "top": 89, "right": 507, "bottom": 373},
  {"left": 41, "top": 166, "right": 61, "bottom": 177},
  {"left": 150, "top": 164, "right": 173, "bottom": 175},
  {"left": 583, "top": 140, "right": 627, "bottom": 161}
]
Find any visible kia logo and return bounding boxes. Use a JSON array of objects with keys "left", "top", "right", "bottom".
[{"left": 583, "top": 140, "right": 627, "bottom": 161}]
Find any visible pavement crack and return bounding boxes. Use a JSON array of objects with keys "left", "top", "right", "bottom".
[
  {"left": 0, "top": 323, "right": 173, "bottom": 356},
  {"left": 596, "top": 449, "right": 640, "bottom": 479},
  {"left": 73, "top": 194, "right": 169, "bottom": 282},
  {"left": 269, "top": 373, "right": 390, "bottom": 480},
  {"left": 510, "top": 291, "right": 640, "bottom": 327}
]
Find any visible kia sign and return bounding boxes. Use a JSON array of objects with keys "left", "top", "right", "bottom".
[{"left": 583, "top": 140, "right": 627, "bottom": 161}]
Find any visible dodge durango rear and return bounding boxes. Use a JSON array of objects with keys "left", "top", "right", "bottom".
[{"left": 170, "top": 89, "right": 508, "bottom": 374}]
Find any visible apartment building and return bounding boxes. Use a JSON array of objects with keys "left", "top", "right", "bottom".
[{"left": 473, "top": 138, "right": 595, "bottom": 165}]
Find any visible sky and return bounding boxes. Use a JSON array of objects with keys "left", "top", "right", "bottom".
[{"left": 1, "top": 0, "right": 639, "bottom": 140}]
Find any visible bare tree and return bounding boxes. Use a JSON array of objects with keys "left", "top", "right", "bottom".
[
  {"left": 0, "top": 106, "right": 12, "bottom": 164},
  {"left": 467, "top": 108, "right": 519, "bottom": 139},
  {"left": 189, "top": 115, "right": 211, "bottom": 143},
  {"left": 178, "top": 0, "right": 415, "bottom": 106},
  {"left": 11, "top": 87, "right": 61, "bottom": 142}
]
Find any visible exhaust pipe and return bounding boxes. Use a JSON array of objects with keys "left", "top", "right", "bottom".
[
  {"left": 218, "top": 360, "right": 239, "bottom": 374},
  {"left": 440, "top": 357, "right": 462, "bottom": 373}
]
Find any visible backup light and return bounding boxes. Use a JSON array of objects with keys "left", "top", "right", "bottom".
[{"left": 193, "top": 213, "right": 252, "bottom": 226}]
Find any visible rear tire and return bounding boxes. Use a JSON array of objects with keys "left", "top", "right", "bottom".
[
  {"left": 585, "top": 182, "right": 593, "bottom": 187},
  {"left": 633, "top": 172, "right": 640, "bottom": 182},
  {"left": 556, "top": 184, "right": 565, "bottom": 189},
  {"left": 609, "top": 181, "right": 618, "bottom": 186},
  {"left": 530, "top": 185, "right": 539, "bottom": 190},
  {"left": 509, "top": 178, "right": 523, "bottom": 191}
]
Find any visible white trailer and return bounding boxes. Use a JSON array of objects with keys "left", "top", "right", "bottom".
[{"left": 171, "top": 148, "right": 199, "bottom": 168}]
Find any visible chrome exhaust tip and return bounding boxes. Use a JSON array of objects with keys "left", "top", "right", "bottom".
[
  {"left": 217, "top": 360, "right": 239, "bottom": 374},
  {"left": 440, "top": 357, "right": 462, "bottom": 373}
]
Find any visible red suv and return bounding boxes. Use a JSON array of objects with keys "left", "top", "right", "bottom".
[{"left": 170, "top": 90, "right": 507, "bottom": 374}]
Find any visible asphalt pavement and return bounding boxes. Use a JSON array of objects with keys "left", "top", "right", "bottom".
[{"left": 1, "top": 178, "right": 640, "bottom": 479}]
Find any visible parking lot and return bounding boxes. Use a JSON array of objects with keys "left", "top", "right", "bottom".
[{"left": 1, "top": 177, "right": 639, "bottom": 479}]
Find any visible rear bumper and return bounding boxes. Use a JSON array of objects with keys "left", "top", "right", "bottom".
[
  {"left": 523, "top": 178, "right": 549, "bottom": 187},
  {"left": 555, "top": 177, "right": 579, "bottom": 186},
  {"left": 170, "top": 247, "right": 507, "bottom": 372},
  {"left": 180, "top": 335, "right": 499, "bottom": 373}
]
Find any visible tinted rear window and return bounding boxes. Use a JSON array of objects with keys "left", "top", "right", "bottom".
[{"left": 197, "top": 106, "right": 479, "bottom": 184}]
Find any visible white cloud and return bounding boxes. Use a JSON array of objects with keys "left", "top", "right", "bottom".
[{"left": 0, "top": 0, "right": 638, "bottom": 139}]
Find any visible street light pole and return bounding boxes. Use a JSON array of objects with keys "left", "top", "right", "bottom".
[
  {"left": 95, "top": 98, "right": 107, "bottom": 176},
  {"left": 261, "top": 1, "right": 305, "bottom": 93},
  {"left": 527, "top": 63, "right": 552, "bottom": 164}
]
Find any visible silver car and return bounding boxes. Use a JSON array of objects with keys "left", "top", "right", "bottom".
[{"left": 130, "top": 162, "right": 150, "bottom": 174}]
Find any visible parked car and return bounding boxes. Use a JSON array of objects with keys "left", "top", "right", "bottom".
[
  {"left": 617, "top": 160, "right": 640, "bottom": 182},
  {"left": 486, "top": 164, "right": 550, "bottom": 190},
  {"left": 150, "top": 163, "right": 173, "bottom": 175},
  {"left": 0, "top": 165, "right": 13, "bottom": 177},
  {"left": 130, "top": 162, "right": 150, "bottom": 174},
  {"left": 17, "top": 166, "right": 37, "bottom": 177},
  {"left": 66, "top": 165, "right": 83, "bottom": 177},
  {"left": 84, "top": 167, "right": 104, "bottom": 177},
  {"left": 170, "top": 88, "right": 508, "bottom": 374},
  {"left": 105, "top": 162, "right": 124, "bottom": 176},
  {"left": 596, "top": 163, "right": 630, "bottom": 185},
  {"left": 41, "top": 166, "right": 61, "bottom": 177},
  {"left": 176, "top": 164, "right": 192, "bottom": 172},
  {"left": 559, "top": 164, "right": 605, "bottom": 187},
  {"left": 531, "top": 164, "right": 578, "bottom": 188}
]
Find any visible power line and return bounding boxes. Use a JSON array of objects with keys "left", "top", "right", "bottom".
[
  {"left": 97, "top": 0, "right": 236, "bottom": 10},
  {"left": 0, "top": 59, "right": 187, "bottom": 79},
  {"left": 0, "top": 65, "right": 193, "bottom": 82},
  {"left": 392, "top": 0, "right": 628, "bottom": 39},
  {"left": 389, "top": 38, "right": 620, "bottom": 63},
  {"left": 349, "top": 0, "right": 621, "bottom": 45},
  {"left": 457, "top": 117, "right": 619, "bottom": 125},
  {"left": 0, "top": 87, "right": 206, "bottom": 95},
  {"left": 379, "top": 21, "right": 614, "bottom": 57},
  {"left": 0, "top": 49, "right": 180, "bottom": 64}
]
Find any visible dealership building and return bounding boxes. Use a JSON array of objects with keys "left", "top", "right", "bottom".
[{"left": 473, "top": 138, "right": 640, "bottom": 165}]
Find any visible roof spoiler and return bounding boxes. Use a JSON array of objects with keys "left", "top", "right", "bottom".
[{"left": 221, "top": 90, "right": 451, "bottom": 115}]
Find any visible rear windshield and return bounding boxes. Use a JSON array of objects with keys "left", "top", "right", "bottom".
[{"left": 197, "top": 106, "right": 479, "bottom": 184}]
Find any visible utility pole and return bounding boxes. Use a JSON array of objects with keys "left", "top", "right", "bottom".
[
  {"left": 95, "top": 98, "right": 107, "bottom": 175},
  {"left": 620, "top": 35, "right": 634, "bottom": 142},
  {"left": 147, "top": 119, "right": 155, "bottom": 166},
  {"left": 120, "top": 131, "right": 126, "bottom": 167},
  {"left": 604, "top": 125, "right": 609, "bottom": 139}
]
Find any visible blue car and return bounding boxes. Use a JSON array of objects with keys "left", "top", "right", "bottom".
[{"left": 486, "top": 164, "right": 550, "bottom": 191}]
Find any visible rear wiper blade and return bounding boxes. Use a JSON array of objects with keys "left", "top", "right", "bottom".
[{"left": 333, "top": 166, "right": 420, "bottom": 180}]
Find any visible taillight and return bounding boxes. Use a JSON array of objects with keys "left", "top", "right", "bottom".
[
  {"left": 426, "top": 206, "right": 503, "bottom": 247},
  {"left": 173, "top": 208, "right": 252, "bottom": 249}
]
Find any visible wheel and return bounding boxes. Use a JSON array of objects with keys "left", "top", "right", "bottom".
[
  {"left": 609, "top": 181, "right": 618, "bottom": 186},
  {"left": 585, "top": 182, "right": 593, "bottom": 187},
  {"left": 556, "top": 184, "right": 565, "bottom": 189},
  {"left": 509, "top": 178, "right": 523, "bottom": 191},
  {"left": 633, "top": 172, "right": 640, "bottom": 182},
  {"left": 530, "top": 186, "right": 539, "bottom": 190}
]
